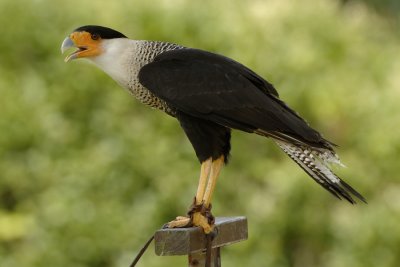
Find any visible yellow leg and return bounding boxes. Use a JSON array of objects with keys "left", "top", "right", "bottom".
[
  {"left": 167, "top": 158, "right": 212, "bottom": 229},
  {"left": 167, "top": 156, "right": 224, "bottom": 233},
  {"left": 192, "top": 156, "right": 225, "bottom": 234},
  {"left": 203, "top": 156, "right": 224, "bottom": 208},
  {"left": 195, "top": 158, "right": 212, "bottom": 204}
]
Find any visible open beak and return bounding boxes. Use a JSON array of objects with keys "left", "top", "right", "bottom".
[
  {"left": 61, "top": 36, "right": 87, "bottom": 62},
  {"left": 61, "top": 31, "right": 101, "bottom": 62}
]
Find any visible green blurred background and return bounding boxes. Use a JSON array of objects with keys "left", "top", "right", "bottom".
[{"left": 1, "top": 0, "right": 399, "bottom": 266}]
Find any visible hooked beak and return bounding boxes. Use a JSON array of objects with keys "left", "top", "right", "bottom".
[
  {"left": 61, "top": 36, "right": 87, "bottom": 62},
  {"left": 61, "top": 31, "right": 102, "bottom": 62}
]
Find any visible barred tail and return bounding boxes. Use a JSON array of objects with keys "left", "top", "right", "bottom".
[{"left": 274, "top": 139, "right": 366, "bottom": 204}]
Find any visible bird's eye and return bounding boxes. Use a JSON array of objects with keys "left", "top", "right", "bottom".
[{"left": 91, "top": 33, "right": 100, "bottom": 40}]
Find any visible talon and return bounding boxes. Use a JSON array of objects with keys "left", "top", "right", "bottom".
[
  {"left": 193, "top": 212, "right": 213, "bottom": 233},
  {"left": 166, "top": 216, "right": 191, "bottom": 228},
  {"left": 188, "top": 201, "right": 215, "bottom": 234},
  {"left": 175, "top": 216, "right": 189, "bottom": 221},
  {"left": 209, "top": 227, "right": 218, "bottom": 240}
]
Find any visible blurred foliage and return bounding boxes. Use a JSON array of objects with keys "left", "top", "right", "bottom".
[
  {"left": 0, "top": 0, "right": 399, "bottom": 266},
  {"left": 344, "top": 0, "right": 400, "bottom": 19}
]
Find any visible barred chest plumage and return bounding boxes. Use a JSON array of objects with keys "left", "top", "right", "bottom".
[
  {"left": 92, "top": 39, "right": 183, "bottom": 116},
  {"left": 126, "top": 40, "right": 183, "bottom": 116}
]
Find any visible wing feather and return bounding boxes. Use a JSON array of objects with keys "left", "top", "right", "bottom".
[
  {"left": 138, "top": 48, "right": 366, "bottom": 203},
  {"left": 139, "top": 48, "right": 326, "bottom": 147}
]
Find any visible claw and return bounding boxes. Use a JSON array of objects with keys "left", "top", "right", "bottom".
[
  {"left": 166, "top": 216, "right": 191, "bottom": 228},
  {"left": 209, "top": 226, "right": 219, "bottom": 240},
  {"left": 166, "top": 199, "right": 216, "bottom": 234},
  {"left": 193, "top": 212, "right": 214, "bottom": 234},
  {"left": 188, "top": 199, "right": 215, "bottom": 234}
]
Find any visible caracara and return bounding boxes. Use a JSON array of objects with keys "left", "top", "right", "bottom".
[{"left": 61, "top": 25, "right": 365, "bottom": 234}]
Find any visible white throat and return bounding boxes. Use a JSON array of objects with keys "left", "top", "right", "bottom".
[{"left": 89, "top": 38, "right": 137, "bottom": 88}]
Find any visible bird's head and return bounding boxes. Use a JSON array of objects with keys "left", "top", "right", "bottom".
[{"left": 61, "top": 25, "right": 127, "bottom": 62}]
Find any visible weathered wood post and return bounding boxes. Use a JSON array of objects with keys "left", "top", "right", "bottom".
[{"left": 154, "top": 217, "right": 248, "bottom": 267}]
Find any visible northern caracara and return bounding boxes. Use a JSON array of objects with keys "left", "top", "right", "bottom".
[{"left": 61, "top": 25, "right": 365, "bottom": 234}]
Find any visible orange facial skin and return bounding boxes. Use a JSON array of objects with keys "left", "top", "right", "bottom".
[{"left": 64, "top": 31, "right": 103, "bottom": 61}]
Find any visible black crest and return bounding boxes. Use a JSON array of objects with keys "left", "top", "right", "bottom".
[{"left": 74, "top": 25, "right": 127, "bottom": 39}]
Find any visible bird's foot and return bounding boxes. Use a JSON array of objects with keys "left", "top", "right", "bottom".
[
  {"left": 188, "top": 200, "right": 215, "bottom": 234},
  {"left": 166, "top": 216, "right": 192, "bottom": 228},
  {"left": 165, "top": 198, "right": 215, "bottom": 234}
]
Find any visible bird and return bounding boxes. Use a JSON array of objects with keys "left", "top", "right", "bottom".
[{"left": 61, "top": 25, "right": 366, "bottom": 233}]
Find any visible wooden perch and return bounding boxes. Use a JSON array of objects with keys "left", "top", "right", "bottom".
[{"left": 154, "top": 216, "right": 248, "bottom": 266}]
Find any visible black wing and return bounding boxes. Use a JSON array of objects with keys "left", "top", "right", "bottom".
[
  {"left": 139, "top": 48, "right": 366, "bottom": 203},
  {"left": 139, "top": 48, "right": 328, "bottom": 148}
]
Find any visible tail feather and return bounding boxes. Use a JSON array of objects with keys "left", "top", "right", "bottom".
[
  {"left": 274, "top": 139, "right": 366, "bottom": 204},
  {"left": 340, "top": 180, "right": 367, "bottom": 203}
]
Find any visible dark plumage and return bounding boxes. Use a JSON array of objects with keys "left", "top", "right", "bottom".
[
  {"left": 139, "top": 48, "right": 365, "bottom": 203},
  {"left": 62, "top": 25, "right": 366, "bottom": 213},
  {"left": 74, "top": 25, "right": 127, "bottom": 39},
  {"left": 139, "top": 49, "right": 326, "bottom": 146}
]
